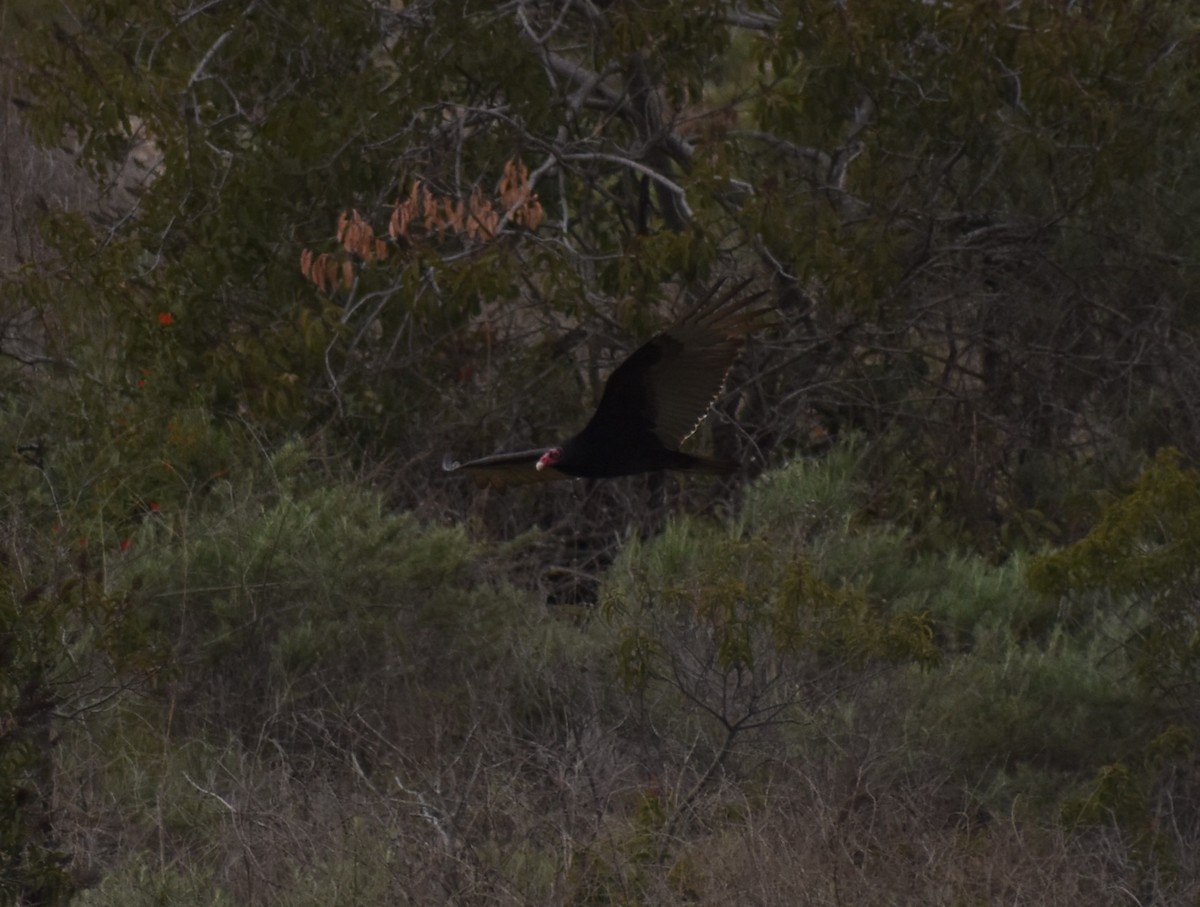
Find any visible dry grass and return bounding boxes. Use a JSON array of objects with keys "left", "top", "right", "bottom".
[{"left": 48, "top": 675, "right": 1200, "bottom": 907}]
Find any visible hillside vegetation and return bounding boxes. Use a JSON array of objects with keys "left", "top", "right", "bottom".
[{"left": 2, "top": 2, "right": 1200, "bottom": 903}]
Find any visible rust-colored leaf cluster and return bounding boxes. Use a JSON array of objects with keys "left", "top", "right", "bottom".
[
  {"left": 338, "top": 209, "right": 390, "bottom": 262},
  {"left": 498, "top": 159, "right": 544, "bottom": 232},
  {"left": 388, "top": 180, "right": 492, "bottom": 241},
  {"left": 299, "top": 210, "right": 391, "bottom": 292},
  {"left": 388, "top": 160, "right": 542, "bottom": 243},
  {"left": 301, "top": 159, "right": 543, "bottom": 293},
  {"left": 300, "top": 248, "right": 347, "bottom": 293}
]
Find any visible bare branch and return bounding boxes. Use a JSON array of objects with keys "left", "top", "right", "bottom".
[{"left": 561, "top": 151, "right": 694, "bottom": 221}]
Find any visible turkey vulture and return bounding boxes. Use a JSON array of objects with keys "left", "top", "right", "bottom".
[{"left": 443, "top": 281, "right": 766, "bottom": 491}]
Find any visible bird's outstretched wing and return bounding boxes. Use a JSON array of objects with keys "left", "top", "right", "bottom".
[
  {"left": 582, "top": 280, "right": 767, "bottom": 448},
  {"left": 442, "top": 450, "right": 570, "bottom": 491}
]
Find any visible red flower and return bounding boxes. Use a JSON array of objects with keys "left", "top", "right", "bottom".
[
  {"left": 157, "top": 312, "right": 175, "bottom": 326},
  {"left": 149, "top": 501, "right": 159, "bottom": 512},
  {"left": 119, "top": 538, "right": 132, "bottom": 552}
]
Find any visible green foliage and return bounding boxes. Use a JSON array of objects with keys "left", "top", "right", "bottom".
[
  {"left": 109, "top": 442, "right": 524, "bottom": 752},
  {"left": 741, "top": 448, "right": 1054, "bottom": 646},
  {"left": 73, "top": 857, "right": 240, "bottom": 907},
  {"left": 910, "top": 626, "right": 1144, "bottom": 792},
  {"left": 604, "top": 460, "right": 941, "bottom": 758},
  {"left": 607, "top": 520, "right": 924, "bottom": 697},
  {"left": 734, "top": 0, "right": 1200, "bottom": 545},
  {"left": 0, "top": 523, "right": 160, "bottom": 905},
  {"left": 1029, "top": 449, "right": 1200, "bottom": 712},
  {"left": 622, "top": 449, "right": 1176, "bottom": 827},
  {"left": 1009, "top": 450, "right": 1200, "bottom": 860},
  {"left": 7, "top": 0, "right": 1200, "bottom": 550},
  {"left": 738, "top": 440, "right": 870, "bottom": 542},
  {"left": 1059, "top": 725, "right": 1197, "bottom": 878}
]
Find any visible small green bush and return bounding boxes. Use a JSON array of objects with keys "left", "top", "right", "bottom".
[{"left": 1030, "top": 448, "right": 1200, "bottom": 717}]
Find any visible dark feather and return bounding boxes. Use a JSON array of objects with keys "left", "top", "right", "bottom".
[
  {"left": 442, "top": 450, "right": 569, "bottom": 491},
  {"left": 587, "top": 279, "right": 765, "bottom": 450},
  {"left": 445, "top": 280, "right": 767, "bottom": 490}
]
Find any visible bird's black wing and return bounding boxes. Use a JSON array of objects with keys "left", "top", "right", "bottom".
[
  {"left": 581, "top": 281, "right": 766, "bottom": 449},
  {"left": 442, "top": 450, "right": 570, "bottom": 491}
]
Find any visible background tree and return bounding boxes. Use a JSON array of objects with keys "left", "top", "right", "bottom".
[{"left": 7, "top": 1, "right": 1198, "bottom": 550}]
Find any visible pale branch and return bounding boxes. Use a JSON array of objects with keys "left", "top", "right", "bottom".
[
  {"left": 183, "top": 772, "right": 238, "bottom": 814},
  {"left": 560, "top": 151, "right": 694, "bottom": 221},
  {"left": 175, "top": 0, "right": 234, "bottom": 28},
  {"left": 186, "top": 28, "right": 234, "bottom": 88},
  {"left": 513, "top": 5, "right": 627, "bottom": 114},
  {"left": 0, "top": 347, "right": 77, "bottom": 370},
  {"left": 567, "top": 60, "right": 623, "bottom": 116},
  {"left": 185, "top": 0, "right": 259, "bottom": 88},
  {"left": 828, "top": 95, "right": 874, "bottom": 191},
  {"left": 514, "top": 0, "right": 577, "bottom": 45},
  {"left": 391, "top": 775, "right": 455, "bottom": 849},
  {"left": 721, "top": 8, "right": 781, "bottom": 30}
]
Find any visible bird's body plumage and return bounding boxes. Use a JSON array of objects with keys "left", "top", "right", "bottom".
[{"left": 444, "top": 281, "right": 765, "bottom": 491}]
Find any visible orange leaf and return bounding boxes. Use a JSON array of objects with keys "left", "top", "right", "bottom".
[
  {"left": 441, "top": 197, "right": 461, "bottom": 233},
  {"left": 466, "top": 187, "right": 494, "bottom": 240},
  {"left": 343, "top": 209, "right": 375, "bottom": 258},
  {"left": 391, "top": 198, "right": 414, "bottom": 241},
  {"left": 422, "top": 188, "right": 439, "bottom": 231},
  {"left": 523, "top": 196, "right": 544, "bottom": 232},
  {"left": 389, "top": 199, "right": 404, "bottom": 239},
  {"left": 500, "top": 158, "right": 531, "bottom": 210},
  {"left": 313, "top": 252, "right": 332, "bottom": 292}
]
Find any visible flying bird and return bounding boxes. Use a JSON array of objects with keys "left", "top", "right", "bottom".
[{"left": 443, "top": 281, "right": 766, "bottom": 491}]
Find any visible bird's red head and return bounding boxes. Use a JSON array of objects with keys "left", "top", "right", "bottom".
[{"left": 536, "top": 447, "right": 563, "bottom": 471}]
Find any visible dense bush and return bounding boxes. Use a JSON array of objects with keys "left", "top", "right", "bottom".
[{"left": 2, "top": 429, "right": 1196, "bottom": 904}]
